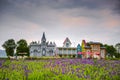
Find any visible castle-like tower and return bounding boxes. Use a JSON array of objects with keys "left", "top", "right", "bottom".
[
  {"left": 29, "top": 32, "right": 56, "bottom": 57},
  {"left": 41, "top": 32, "right": 47, "bottom": 56}
]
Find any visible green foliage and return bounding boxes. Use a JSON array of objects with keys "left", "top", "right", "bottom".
[
  {"left": 16, "top": 39, "right": 29, "bottom": 57},
  {"left": 114, "top": 52, "right": 120, "bottom": 58},
  {"left": 2, "top": 39, "right": 16, "bottom": 58},
  {"left": 86, "top": 42, "right": 90, "bottom": 46},
  {"left": 0, "top": 59, "right": 120, "bottom": 80},
  {"left": 104, "top": 44, "right": 116, "bottom": 58},
  {"left": 59, "top": 54, "right": 62, "bottom": 57},
  {"left": 106, "top": 57, "right": 120, "bottom": 60},
  {"left": 100, "top": 43, "right": 104, "bottom": 47},
  {"left": 73, "top": 54, "right": 76, "bottom": 58}
]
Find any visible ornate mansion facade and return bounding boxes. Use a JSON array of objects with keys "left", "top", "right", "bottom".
[{"left": 29, "top": 32, "right": 56, "bottom": 57}]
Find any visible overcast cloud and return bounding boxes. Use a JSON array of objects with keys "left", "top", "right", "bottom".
[{"left": 0, "top": 0, "right": 120, "bottom": 49}]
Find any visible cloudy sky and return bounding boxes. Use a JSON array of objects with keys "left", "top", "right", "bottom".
[{"left": 0, "top": 0, "right": 120, "bottom": 49}]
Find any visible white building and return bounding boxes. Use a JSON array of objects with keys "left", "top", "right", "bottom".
[
  {"left": 57, "top": 37, "right": 77, "bottom": 56},
  {"left": 29, "top": 32, "right": 56, "bottom": 57},
  {"left": 115, "top": 43, "right": 120, "bottom": 53},
  {"left": 0, "top": 50, "right": 7, "bottom": 58}
]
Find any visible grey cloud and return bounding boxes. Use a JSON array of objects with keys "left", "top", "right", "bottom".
[
  {"left": 0, "top": 0, "right": 116, "bottom": 9},
  {"left": 1, "top": 0, "right": 119, "bottom": 16},
  {"left": 0, "top": 0, "right": 120, "bottom": 49},
  {"left": 0, "top": 0, "right": 11, "bottom": 14},
  {"left": 113, "top": 0, "right": 120, "bottom": 15}
]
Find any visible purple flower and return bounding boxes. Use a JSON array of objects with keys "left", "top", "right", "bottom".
[
  {"left": 71, "top": 69, "right": 74, "bottom": 74},
  {"left": 0, "top": 62, "right": 2, "bottom": 67},
  {"left": 76, "top": 68, "right": 80, "bottom": 72},
  {"left": 77, "top": 74, "right": 82, "bottom": 78},
  {"left": 62, "top": 68, "right": 65, "bottom": 74},
  {"left": 61, "top": 63, "right": 66, "bottom": 67},
  {"left": 0, "top": 60, "right": 5, "bottom": 68},
  {"left": 5, "top": 78, "right": 9, "bottom": 80}
]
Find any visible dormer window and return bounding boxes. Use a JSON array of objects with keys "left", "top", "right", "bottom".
[{"left": 66, "top": 43, "right": 69, "bottom": 48}]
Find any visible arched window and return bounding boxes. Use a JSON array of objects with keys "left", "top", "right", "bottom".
[
  {"left": 49, "top": 50, "right": 53, "bottom": 53},
  {"left": 66, "top": 43, "right": 69, "bottom": 47},
  {"left": 34, "top": 49, "right": 38, "bottom": 53}
]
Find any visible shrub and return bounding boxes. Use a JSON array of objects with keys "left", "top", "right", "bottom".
[
  {"left": 72, "top": 54, "right": 76, "bottom": 58},
  {"left": 59, "top": 54, "right": 62, "bottom": 57}
]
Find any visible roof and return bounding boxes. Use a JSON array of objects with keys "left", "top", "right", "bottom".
[
  {"left": 84, "top": 46, "right": 91, "bottom": 49},
  {"left": 89, "top": 41, "right": 101, "bottom": 44},
  {"left": 63, "top": 37, "right": 71, "bottom": 44},
  {"left": 115, "top": 43, "right": 120, "bottom": 47},
  {"left": 47, "top": 43, "right": 56, "bottom": 47},
  {"left": 100, "top": 47, "right": 106, "bottom": 49},
  {"left": 30, "top": 41, "right": 41, "bottom": 46}
]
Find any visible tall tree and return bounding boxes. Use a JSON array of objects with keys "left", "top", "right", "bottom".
[
  {"left": 104, "top": 44, "right": 116, "bottom": 58},
  {"left": 2, "top": 39, "right": 16, "bottom": 58},
  {"left": 16, "top": 39, "right": 29, "bottom": 57}
]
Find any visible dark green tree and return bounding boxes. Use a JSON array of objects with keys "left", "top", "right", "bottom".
[
  {"left": 2, "top": 39, "right": 16, "bottom": 58},
  {"left": 104, "top": 44, "right": 116, "bottom": 58},
  {"left": 86, "top": 42, "right": 90, "bottom": 46},
  {"left": 100, "top": 43, "right": 103, "bottom": 47},
  {"left": 16, "top": 39, "right": 29, "bottom": 57}
]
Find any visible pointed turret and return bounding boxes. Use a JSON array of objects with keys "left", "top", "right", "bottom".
[
  {"left": 77, "top": 44, "right": 82, "bottom": 52},
  {"left": 81, "top": 40, "right": 86, "bottom": 52},
  {"left": 77, "top": 44, "right": 82, "bottom": 58},
  {"left": 41, "top": 32, "right": 46, "bottom": 42},
  {"left": 41, "top": 32, "right": 46, "bottom": 45}
]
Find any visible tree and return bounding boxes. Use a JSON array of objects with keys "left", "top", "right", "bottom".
[
  {"left": 100, "top": 43, "right": 103, "bottom": 47},
  {"left": 2, "top": 39, "right": 16, "bottom": 58},
  {"left": 86, "top": 42, "right": 90, "bottom": 46},
  {"left": 16, "top": 39, "right": 29, "bottom": 57},
  {"left": 104, "top": 44, "right": 116, "bottom": 58}
]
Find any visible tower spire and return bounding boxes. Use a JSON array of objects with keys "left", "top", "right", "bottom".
[{"left": 41, "top": 32, "right": 46, "bottom": 43}]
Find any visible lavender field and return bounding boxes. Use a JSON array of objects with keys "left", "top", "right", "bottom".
[{"left": 0, "top": 59, "right": 120, "bottom": 80}]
